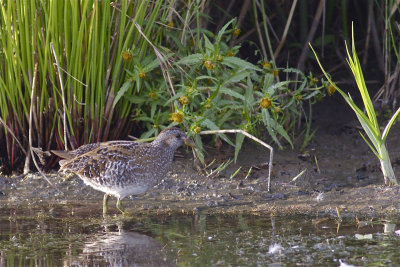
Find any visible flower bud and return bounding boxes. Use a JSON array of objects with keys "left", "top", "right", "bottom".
[
  {"left": 260, "top": 97, "right": 272, "bottom": 109},
  {"left": 179, "top": 95, "right": 189, "bottom": 105},
  {"left": 170, "top": 112, "right": 184, "bottom": 124}
]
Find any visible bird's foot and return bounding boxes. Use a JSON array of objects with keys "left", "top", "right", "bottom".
[{"left": 116, "top": 198, "right": 131, "bottom": 216}]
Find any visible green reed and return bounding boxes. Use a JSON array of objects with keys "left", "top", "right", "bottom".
[
  {"left": 311, "top": 26, "right": 400, "bottom": 185},
  {"left": 0, "top": 0, "right": 173, "bottom": 170}
]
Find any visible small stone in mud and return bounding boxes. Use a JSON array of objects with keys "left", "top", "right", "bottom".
[
  {"left": 207, "top": 201, "right": 218, "bottom": 207},
  {"left": 273, "top": 193, "right": 287, "bottom": 200},
  {"left": 356, "top": 164, "right": 369, "bottom": 180},
  {"left": 265, "top": 193, "right": 287, "bottom": 200},
  {"left": 297, "top": 152, "right": 311, "bottom": 161},
  {"left": 296, "top": 190, "right": 310, "bottom": 196},
  {"left": 323, "top": 184, "right": 336, "bottom": 192},
  {"left": 176, "top": 186, "right": 184, "bottom": 192},
  {"left": 356, "top": 173, "right": 369, "bottom": 180},
  {"left": 229, "top": 193, "right": 241, "bottom": 200},
  {"left": 316, "top": 192, "right": 324, "bottom": 202}
]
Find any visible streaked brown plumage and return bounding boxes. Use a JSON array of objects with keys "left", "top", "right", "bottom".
[{"left": 52, "top": 127, "right": 193, "bottom": 214}]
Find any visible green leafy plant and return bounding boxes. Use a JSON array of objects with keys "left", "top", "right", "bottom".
[
  {"left": 124, "top": 18, "right": 328, "bottom": 163},
  {"left": 311, "top": 26, "right": 400, "bottom": 185},
  {"left": 0, "top": 0, "right": 329, "bottom": 172}
]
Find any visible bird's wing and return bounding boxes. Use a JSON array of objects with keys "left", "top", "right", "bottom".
[
  {"left": 51, "top": 143, "right": 101, "bottom": 161},
  {"left": 60, "top": 141, "right": 143, "bottom": 179},
  {"left": 72, "top": 140, "right": 135, "bottom": 157},
  {"left": 52, "top": 140, "right": 136, "bottom": 164}
]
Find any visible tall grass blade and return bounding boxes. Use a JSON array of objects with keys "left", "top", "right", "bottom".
[{"left": 310, "top": 23, "right": 399, "bottom": 185}]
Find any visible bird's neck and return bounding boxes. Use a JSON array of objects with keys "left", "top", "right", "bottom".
[{"left": 151, "top": 139, "right": 175, "bottom": 153}]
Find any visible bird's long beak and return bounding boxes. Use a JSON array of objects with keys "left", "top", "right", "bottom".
[{"left": 184, "top": 137, "right": 195, "bottom": 147}]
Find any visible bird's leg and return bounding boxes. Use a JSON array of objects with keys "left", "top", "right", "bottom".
[
  {"left": 116, "top": 198, "right": 125, "bottom": 214},
  {"left": 103, "top": 194, "right": 110, "bottom": 214}
]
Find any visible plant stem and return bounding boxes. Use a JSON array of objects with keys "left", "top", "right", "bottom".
[{"left": 379, "top": 143, "right": 398, "bottom": 185}]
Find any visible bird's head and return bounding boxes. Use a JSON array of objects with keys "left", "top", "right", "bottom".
[{"left": 154, "top": 127, "right": 194, "bottom": 150}]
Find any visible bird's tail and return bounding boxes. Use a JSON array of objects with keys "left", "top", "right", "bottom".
[
  {"left": 51, "top": 150, "right": 72, "bottom": 159},
  {"left": 51, "top": 150, "right": 74, "bottom": 168}
]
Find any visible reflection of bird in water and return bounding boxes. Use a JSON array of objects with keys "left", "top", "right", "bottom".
[
  {"left": 65, "top": 227, "right": 176, "bottom": 267},
  {"left": 52, "top": 128, "right": 194, "bottom": 214}
]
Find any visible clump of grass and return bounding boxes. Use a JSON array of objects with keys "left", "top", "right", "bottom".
[
  {"left": 0, "top": 0, "right": 180, "bottom": 171},
  {"left": 311, "top": 25, "right": 400, "bottom": 185}
]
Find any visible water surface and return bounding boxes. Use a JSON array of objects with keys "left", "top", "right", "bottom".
[{"left": 1, "top": 204, "right": 400, "bottom": 266}]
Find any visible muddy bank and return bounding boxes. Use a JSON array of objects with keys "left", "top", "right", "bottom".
[{"left": 2, "top": 118, "right": 400, "bottom": 218}]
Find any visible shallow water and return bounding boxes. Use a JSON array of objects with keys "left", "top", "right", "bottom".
[{"left": 2, "top": 204, "right": 400, "bottom": 266}]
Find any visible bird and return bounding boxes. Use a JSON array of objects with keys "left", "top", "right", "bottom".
[{"left": 51, "top": 127, "right": 194, "bottom": 215}]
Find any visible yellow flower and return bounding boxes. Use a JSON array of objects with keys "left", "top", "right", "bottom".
[
  {"left": 204, "top": 102, "right": 212, "bottom": 109},
  {"left": 263, "top": 62, "right": 272, "bottom": 69},
  {"left": 122, "top": 51, "right": 133, "bottom": 62},
  {"left": 194, "top": 126, "right": 201, "bottom": 133},
  {"left": 233, "top": 28, "right": 241, "bottom": 37},
  {"left": 296, "top": 95, "right": 303, "bottom": 101},
  {"left": 273, "top": 69, "right": 279, "bottom": 78},
  {"left": 226, "top": 51, "right": 235, "bottom": 57},
  {"left": 216, "top": 54, "right": 223, "bottom": 61},
  {"left": 179, "top": 95, "right": 189, "bottom": 105},
  {"left": 260, "top": 97, "right": 272, "bottom": 109},
  {"left": 138, "top": 72, "right": 146, "bottom": 79},
  {"left": 203, "top": 60, "right": 215, "bottom": 70},
  {"left": 327, "top": 83, "right": 337, "bottom": 96},
  {"left": 167, "top": 21, "right": 174, "bottom": 29},
  {"left": 170, "top": 112, "right": 184, "bottom": 124},
  {"left": 274, "top": 106, "right": 281, "bottom": 113},
  {"left": 148, "top": 92, "right": 156, "bottom": 98}
]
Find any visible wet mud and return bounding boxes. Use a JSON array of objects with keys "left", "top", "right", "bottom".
[{"left": 2, "top": 114, "right": 400, "bottom": 219}]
